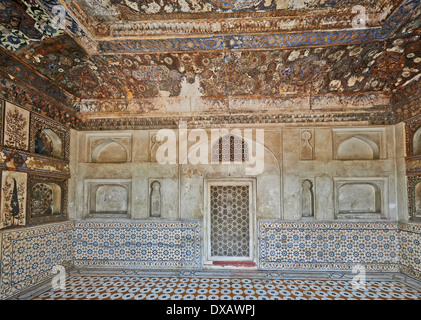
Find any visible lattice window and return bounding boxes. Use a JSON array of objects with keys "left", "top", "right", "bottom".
[
  {"left": 211, "top": 135, "right": 248, "bottom": 163},
  {"left": 210, "top": 185, "right": 250, "bottom": 258}
]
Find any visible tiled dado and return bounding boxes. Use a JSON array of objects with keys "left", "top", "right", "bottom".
[
  {"left": 0, "top": 220, "right": 420, "bottom": 299},
  {"left": 259, "top": 222, "right": 401, "bottom": 272},
  {"left": 398, "top": 223, "right": 421, "bottom": 280},
  {"left": 73, "top": 221, "right": 202, "bottom": 269},
  {"left": 0, "top": 222, "right": 74, "bottom": 299}
]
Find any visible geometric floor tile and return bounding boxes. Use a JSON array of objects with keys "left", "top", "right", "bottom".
[{"left": 32, "top": 275, "right": 421, "bottom": 300}]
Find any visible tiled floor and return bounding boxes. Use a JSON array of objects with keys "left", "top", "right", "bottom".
[{"left": 33, "top": 275, "right": 421, "bottom": 300}]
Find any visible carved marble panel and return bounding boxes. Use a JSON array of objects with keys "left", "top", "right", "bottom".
[{"left": 300, "top": 130, "right": 314, "bottom": 160}]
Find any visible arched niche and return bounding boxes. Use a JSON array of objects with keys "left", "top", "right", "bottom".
[
  {"left": 91, "top": 139, "right": 128, "bottom": 163},
  {"left": 337, "top": 136, "right": 380, "bottom": 160},
  {"left": 413, "top": 127, "right": 421, "bottom": 156},
  {"left": 338, "top": 183, "right": 381, "bottom": 214},
  {"left": 89, "top": 184, "right": 128, "bottom": 214},
  {"left": 415, "top": 182, "right": 421, "bottom": 215},
  {"left": 31, "top": 182, "right": 62, "bottom": 216},
  {"left": 301, "top": 179, "right": 314, "bottom": 218},
  {"left": 35, "top": 128, "right": 63, "bottom": 159}
]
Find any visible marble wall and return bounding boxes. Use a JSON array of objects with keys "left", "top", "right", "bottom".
[{"left": 69, "top": 125, "right": 401, "bottom": 222}]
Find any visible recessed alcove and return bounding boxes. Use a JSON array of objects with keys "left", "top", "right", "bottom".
[
  {"left": 85, "top": 133, "right": 132, "bottom": 163},
  {"left": 413, "top": 127, "right": 421, "bottom": 156},
  {"left": 415, "top": 181, "right": 421, "bottom": 217},
  {"left": 35, "top": 128, "right": 63, "bottom": 159},
  {"left": 337, "top": 136, "right": 380, "bottom": 160},
  {"left": 84, "top": 179, "right": 131, "bottom": 218},
  {"left": 26, "top": 176, "right": 68, "bottom": 227},
  {"left": 30, "top": 182, "right": 62, "bottom": 216},
  {"left": 332, "top": 128, "right": 385, "bottom": 160},
  {"left": 334, "top": 178, "right": 387, "bottom": 220},
  {"left": 91, "top": 139, "right": 128, "bottom": 163}
]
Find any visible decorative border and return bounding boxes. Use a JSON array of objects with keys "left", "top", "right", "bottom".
[
  {"left": 0, "top": 221, "right": 74, "bottom": 299},
  {"left": 80, "top": 109, "right": 396, "bottom": 131},
  {"left": 0, "top": 147, "right": 70, "bottom": 178},
  {"left": 0, "top": 50, "right": 76, "bottom": 109},
  {"left": 0, "top": 79, "right": 80, "bottom": 129},
  {"left": 73, "top": 221, "right": 202, "bottom": 269},
  {"left": 26, "top": 175, "right": 68, "bottom": 227},
  {"left": 29, "top": 113, "right": 71, "bottom": 161},
  {"left": 96, "top": 0, "right": 420, "bottom": 53}
]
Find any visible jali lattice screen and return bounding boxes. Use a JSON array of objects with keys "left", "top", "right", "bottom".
[{"left": 210, "top": 185, "right": 250, "bottom": 258}]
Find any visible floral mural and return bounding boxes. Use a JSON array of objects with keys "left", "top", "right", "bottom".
[{"left": 0, "top": 170, "right": 27, "bottom": 230}]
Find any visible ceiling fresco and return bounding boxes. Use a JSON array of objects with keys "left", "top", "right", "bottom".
[
  {"left": 14, "top": 38, "right": 414, "bottom": 100},
  {"left": 66, "top": 0, "right": 394, "bottom": 20},
  {"left": 0, "top": 0, "right": 419, "bottom": 123},
  {"left": 60, "top": 0, "right": 413, "bottom": 49},
  {"left": 0, "top": 0, "right": 64, "bottom": 51}
]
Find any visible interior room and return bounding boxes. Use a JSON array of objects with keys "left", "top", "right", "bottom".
[{"left": 0, "top": 0, "right": 420, "bottom": 301}]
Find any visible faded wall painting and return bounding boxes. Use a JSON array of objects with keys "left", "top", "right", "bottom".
[
  {"left": 414, "top": 127, "right": 421, "bottom": 156},
  {"left": 408, "top": 174, "right": 421, "bottom": 221},
  {"left": 29, "top": 113, "right": 70, "bottom": 160},
  {"left": 27, "top": 175, "right": 68, "bottom": 226},
  {"left": 2, "top": 102, "right": 30, "bottom": 151},
  {"left": 415, "top": 182, "right": 421, "bottom": 216},
  {"left": 0, "top": 170, "right": 27, "bottom": 230}
]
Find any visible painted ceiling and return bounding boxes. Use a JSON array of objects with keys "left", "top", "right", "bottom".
[{"left": 0, "top": 0, "right": 420, "bottom": 121}]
